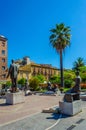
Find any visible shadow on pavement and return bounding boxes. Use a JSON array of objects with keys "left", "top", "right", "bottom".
[
  {"left": 0, "top": 103, "right": 10, "bottom": 106},
  {"left": 46, "top": 113, "right": 70, "bottom": 120}
]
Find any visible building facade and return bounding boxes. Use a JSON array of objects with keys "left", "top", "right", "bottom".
[
  {"left": 17, "top": 57, "right": 59, "bottom": 80},
  {"left": 30, "top": 63, "right": 58, "bottom": 80},
  {"left": 0, "top": 35, "right": 8, "bottom": 81}
]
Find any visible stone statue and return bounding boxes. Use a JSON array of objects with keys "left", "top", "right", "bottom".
[
  {"left": 24, "top": 77, "right": 29, "bottom": 91},
  {"left": 63, "top": 71, "right": 81, "bottom": 102},
  {"left": 71, "top": 71, "right": 81, "bottom": 93},
  {"left": 7, "top": 59, "right": 19, "bottom": 93}
]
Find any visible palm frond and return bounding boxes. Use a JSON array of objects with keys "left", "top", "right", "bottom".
[
  {"left": 63, "top": 26, "right": 71, "bottom": 32},
  {"left": 49, "top": 23, "right": 71, "bottom": 51},
  {"left": 49, "top": 34, "right": 56, "bottom": 39},
  {"left": 50, "top": 29, "right": 56, "bottom": 33}
]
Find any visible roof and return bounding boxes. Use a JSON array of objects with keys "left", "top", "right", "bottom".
[
  {"left": 0, "top": 35, "right": 8, "bottom": 41},
  {"left": 30, "top": 62, "right": 58, "bottom": 70},
  {"left": 19, "top": 65, "right": 31, "bottom": 72}
]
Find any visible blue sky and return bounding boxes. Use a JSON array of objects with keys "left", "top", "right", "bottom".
[{"left": 0, "top": 0, "right": 86, "bottom": 69}]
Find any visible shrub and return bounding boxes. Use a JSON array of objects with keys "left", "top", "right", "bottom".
[
  {"left": 5, "top": 81, "right": 11, "bottom": 87},
  {"left": 64, "top": 70, "right": 75, "bottom": 88},
  {"left": 64, "top": 79, "right": 73, "bottom": 88},
  {"left": 35, "top": 74, "right": 46, "bottom": 83},
  {"left": 18, "top": 78, "right": 26, "bottom": 85},
  {"left": 49, "top": 75, "right": 60, "bottom": 85},
  {"left": 29, "top": 77, "right": 40, "bottom": 91},
  {"left": 5, "top": 81, "right": 12, "bottom": 89},
  {"left": 80, "top": 73, "right": 86, "bottom": 83}
]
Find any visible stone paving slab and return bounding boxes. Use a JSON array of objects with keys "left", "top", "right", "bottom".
[
  {"left": 1, "top": 104, "right": 86, "bottom": 130},
  {"left": 0, "top": 94, "right": 63, "bottom": 126},
  {"left": 50, "top": 104, "right": 86, "bottom": 130},
  {"left": 1, "top": 94, "right": 86, "bottom": 130},
  {"left": 0, "top": 113, "right": 60, "bottom": 130}
]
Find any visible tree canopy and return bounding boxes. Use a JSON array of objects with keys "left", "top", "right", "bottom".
[{"left": 73, "top": 57, "right": 86, "bottom": 71}]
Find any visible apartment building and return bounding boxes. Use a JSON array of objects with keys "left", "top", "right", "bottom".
[{"left": 0, "top": 35, "right": 8, "bottom": 81}]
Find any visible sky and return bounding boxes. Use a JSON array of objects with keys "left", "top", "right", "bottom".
[{"left": 0, "top": 0, "right": 86, "bottom": 69}]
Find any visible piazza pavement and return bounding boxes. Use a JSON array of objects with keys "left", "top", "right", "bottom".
[{"left": 0, "top": 92, "right": 86, "bottom": 130}]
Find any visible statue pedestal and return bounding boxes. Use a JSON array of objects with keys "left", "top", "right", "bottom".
[
  {"left": 59, "top": 93, "right": 82, "bottom": 116},
  {"left": 80, "top": 94, "right": 86, "bottom": 101},
  {"left": 6, "top": 91, "right": 25, "bottom": 105}
]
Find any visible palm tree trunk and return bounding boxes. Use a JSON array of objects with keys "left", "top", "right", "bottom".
[{"left": 60, "top": 49, "right": 64, "bottom": 87}]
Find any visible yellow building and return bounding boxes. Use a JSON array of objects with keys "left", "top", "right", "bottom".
[{"left": 16, "top": 57, "right": 59, "bottom": 80}]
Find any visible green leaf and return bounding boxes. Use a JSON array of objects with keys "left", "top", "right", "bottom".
[
  {"left": 50, "top": 34, "right": 56, "bottom": 39},
  {"left": 50, "top": 29, "right": 56, "bottom": 33}
]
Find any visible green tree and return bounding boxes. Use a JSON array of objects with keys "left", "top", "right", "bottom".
[
  {"left": 35, "top": 74, "right": 46, "bottom": 83},
  {"left": 64, "top": 70, "right": 75, "bottom": 88},
  {"left": 73, "top": 57, "right": 85, "bottom": 71},
  {"left": 50, "top": 23, "right": 71, "bottom": 87},
  {"left": 79, "top": 66, "right": 86, "bottom": 73},
  {"left": 29, "top": 77, "right": 40, "bottom": 91},
  {"left": 18, "top": 78, "right": 26, "bottom": 85},
  {"left": 49, "top": 75, "right": 60, "bottom": 84},
  {"left": 79, "top": 66, "right": 86, "bottom": 83},
  {"left": 80, "top": 73, "right": 86, "bottom": 83}
]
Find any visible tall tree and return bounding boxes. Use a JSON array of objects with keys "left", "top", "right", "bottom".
[
  {"left": 50, "top": 23, "right": 71, "bottom": 87},
  {"left": 73, "top": 57, "right": 85, "bottom": 71}
]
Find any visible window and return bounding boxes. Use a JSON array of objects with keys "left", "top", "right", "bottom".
[
  {"left": 2, "top": 66, "right": 5, "bottom": 70},
  {"left": 2, "top": 42, "right": 5, "bottom": 47},
  {"left": 54, "top": 70, "right": 56, "bottom": 75},
  {"left": 2, "top": 58, "right": 5, "bottom": 63},
  {"left": 2, "top": 50, "right": 5, "bottom": 55},
  {"left": 2, "top": 74, "right": 6, "bottom": 78}
]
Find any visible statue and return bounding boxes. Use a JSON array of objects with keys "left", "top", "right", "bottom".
[
  {"left": 7, "top": 59, "right": 19, "bottom": 93},
  {"left": 63, "top": 71, "right": 81, "bottom": 102},
  {"left": 24, "top": 77, "right": 29, "bottom": 91},
  {"left": 71, "top": 71, "right": 81, "bottom": 93}
]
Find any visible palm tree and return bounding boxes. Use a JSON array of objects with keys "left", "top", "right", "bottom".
[
  {"left": 50, "top": 23, "right": 71, "bottom": 87},
  {"left": 73, "top": 57, "right": 86, "bottom": 71}
]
